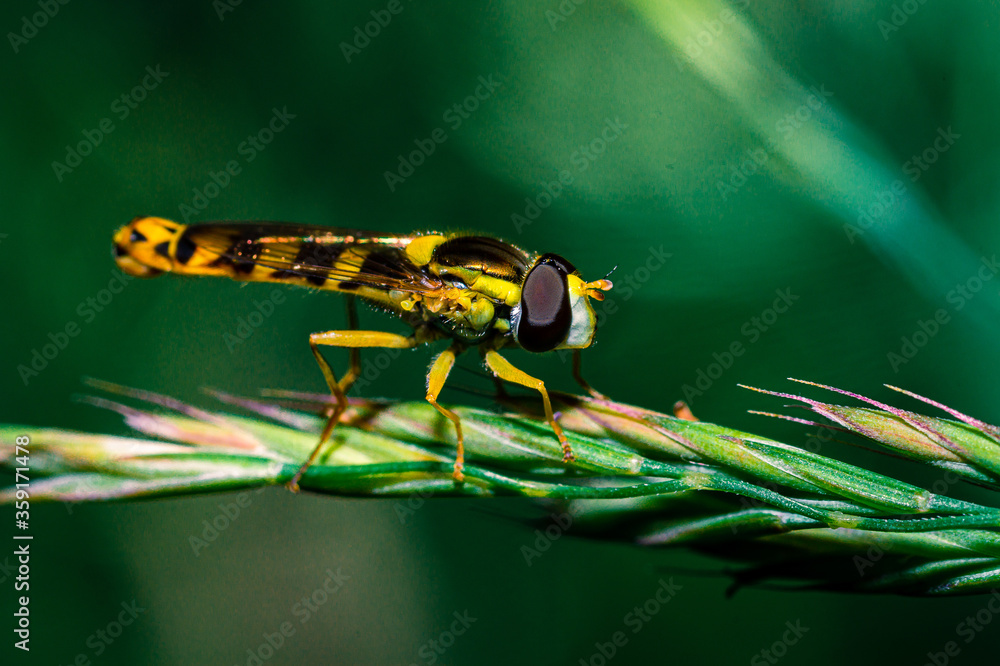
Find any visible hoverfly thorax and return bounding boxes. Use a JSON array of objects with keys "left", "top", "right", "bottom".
[{"left": 512, "top": 253, "right": 613, "bottom": 353}]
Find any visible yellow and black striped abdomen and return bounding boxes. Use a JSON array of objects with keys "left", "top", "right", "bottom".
[{"left": 112, "top": 217, "right": 442, "bottom": 307}]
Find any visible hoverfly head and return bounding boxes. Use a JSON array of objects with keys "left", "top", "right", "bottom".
[{"left": 512, "top": 254, "right": 613, "bottom": 353}]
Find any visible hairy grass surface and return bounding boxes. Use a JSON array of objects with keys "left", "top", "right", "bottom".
[{"left": 3, "top": 378, "right": 999, "bottom": 596}]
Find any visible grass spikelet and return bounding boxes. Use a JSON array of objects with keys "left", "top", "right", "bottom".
[{"left": 3, "top": 378, "right": 999, "bottom": 596}]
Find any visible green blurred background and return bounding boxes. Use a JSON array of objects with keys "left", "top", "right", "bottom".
[{"left": 3, "top": 1, "right": 1000, "bottom": 663}]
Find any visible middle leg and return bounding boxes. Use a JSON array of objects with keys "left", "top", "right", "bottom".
[{"left": 424, "top": 344, "right": 465, "bottom": 482}]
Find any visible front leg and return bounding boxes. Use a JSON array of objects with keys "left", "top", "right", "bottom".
[{"left": 483, "top": 349, "right": 575, "bottom": 464}]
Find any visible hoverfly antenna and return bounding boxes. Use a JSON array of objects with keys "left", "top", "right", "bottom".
[
  {"left": 583, "top": 273, "right": 614, "bottom": 301},
  {"left": 602, "top": 265, "right": 618, "bottom": 281}
]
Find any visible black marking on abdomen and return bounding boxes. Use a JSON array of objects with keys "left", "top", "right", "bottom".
[
  {"left": 270, "top": 241, "right": 346, "bottom": 286},
  {"left": 154, "top": 241, "right": 170, "bottom": 258},
  {"left": 209, "top": 233, "right": 263, "bottom": 275},
  {"left": 233, "top": 240, "right": 262, "bottom": 275},
  {"left": 174, "top": 228, "right": 197, "bottom": 265},
  {"left": 338, "top": 247, "right": 413, "bottom": 291}
]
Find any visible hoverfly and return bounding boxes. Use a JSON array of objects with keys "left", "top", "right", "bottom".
[{"left": 112, "top": 217, "right": 613, "bottom": 490}]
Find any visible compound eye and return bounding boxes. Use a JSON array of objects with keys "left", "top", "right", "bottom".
[
  {"left": 540, "top": 253, "right": 577, "bottom": 276},
  {"left": 517, "top": 261, "right": 571, "bottom": 353}
]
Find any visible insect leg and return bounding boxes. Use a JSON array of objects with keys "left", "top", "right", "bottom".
[
  {"left": 425, "top": 345, "right": 465, "bottom": 482},
  {"left": 483, "top": 350, "right": 575, "bottom": 463},
  {"left": 572, "top": 349, "right": 607, "bottom": 400},
  {"left": 337, "top": 296, "right": 361, "bottom": 394},
  {"left": 287, "top": 329, "right": 418, "bottom": 492},
  {"left": 490, "top": 373, "right": 509, "bottom": 400}
]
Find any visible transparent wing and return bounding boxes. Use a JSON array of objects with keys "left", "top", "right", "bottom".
[{"left": 178, "top": 222, "right": 444, "bottom": 293}]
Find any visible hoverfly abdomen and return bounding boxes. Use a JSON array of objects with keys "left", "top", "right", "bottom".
[{"left": 269, "top": 241, "right": 347, "bottom": 286}]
